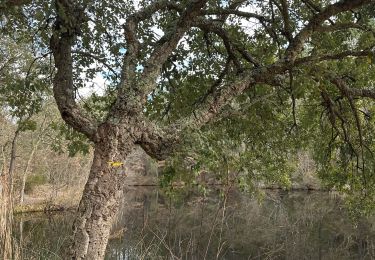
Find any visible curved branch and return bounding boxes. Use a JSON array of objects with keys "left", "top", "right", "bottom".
[
  {"left": 119, "top": 0, "right": 184, "bottom": 89},
  {"left": 137, "top": 67, "right": 287, "bottom": 160},
  {"left": 192, "top": 18, "right": 260, "bottom": 67},
  {"left": 331, "top": 77, "right": 375, "bottom": 100},
  {"left": 136, "top": 120, "right": 179, "bottom": 161},
  {"left": 50, "top": 0, "right": 98, "bottom": 142},
  {"left": 25, "top": 52, "right": 51, "bottom": 87},
  {"left": 139, "top": 0, "right": 209, "bottom": 97},
  {"left": 99, "top": 0, "right": 373, "bottom": 160}
]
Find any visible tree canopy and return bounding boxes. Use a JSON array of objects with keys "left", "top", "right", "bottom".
[
  {"left": 2, "top": 0, "right": 375, "bottom": 257},
  {"left": 2, "top": 0, "right": 375, "bottom": 202}
]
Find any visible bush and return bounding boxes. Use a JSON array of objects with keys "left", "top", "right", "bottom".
[{"left": 25, "top": 174, "right": 47, "bottom": 194}]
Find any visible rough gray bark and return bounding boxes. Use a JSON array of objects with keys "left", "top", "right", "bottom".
[{"left": 69, "top": 123, "right": 134, "bottom": 259}]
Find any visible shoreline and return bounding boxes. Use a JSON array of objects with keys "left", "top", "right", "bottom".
[{"left": 13, "top": 184, "right": 333, "bottom": 214}]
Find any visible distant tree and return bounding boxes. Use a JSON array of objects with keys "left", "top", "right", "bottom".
[
  {"left": 2, "top": 0, "right": 375, "bottom": 258},
  {"left": 0, "top": 35, "right": 51, "bottom": 259},
  {"left": 0, "top": 36, "right": 50, "bottom": 187}
]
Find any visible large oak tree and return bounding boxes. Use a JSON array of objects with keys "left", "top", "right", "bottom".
[{"left": 2, "top": 0, "right": 375, "bottom": 258}]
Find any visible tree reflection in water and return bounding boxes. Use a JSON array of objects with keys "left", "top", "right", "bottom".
[{"left": 13, "top": 188, "right": 375, "bottom": 259}]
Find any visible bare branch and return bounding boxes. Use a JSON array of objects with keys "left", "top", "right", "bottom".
[
  {"left": 119, "top": 1, "right": 183, "bottom": 90},
  {"left": 192, "top": 18, "right": 260, "bottom": 67},
  {"left": 294, "top": 49, "right": 374, "bottom": 65},
  {"left": 331, "top": 77, "right": 375, "bottom": 100},
  {"left": 203, "top": 9, "right": 270, "bottom": 22},
  {"left": 193, "top": 19, "right": 242, "bottom": 69},
  {"left": 140, "top": 0, "right": 209, "bottom": 96},
  {"left": 331, "top": 78, "right": 364, "bottom": 147},
  {"left": 175, "top": 66, "right": 286, "bottom": 129},
  {"left": 72, "top": 51, "right": 119, "bottom": 78},
  {"left": 285, "top": 0, "right": 373, "bottom": 63},
  {"left": 314, "top": 22, "right": 371, "bottom": 32},
  {"left": 279, "top": 0, "right": 293, "bottom": 41}
]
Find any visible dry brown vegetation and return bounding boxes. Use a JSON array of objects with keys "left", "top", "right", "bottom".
[
  {"left": 0, "top": 103, "right": 322, "bottom": 259},
  {"left": 1, "top": 106, "right": 91, "bottom": 210}
]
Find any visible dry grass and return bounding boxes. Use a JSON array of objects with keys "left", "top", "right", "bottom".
[
  {"left": 13, "top": 184, "right": 84, "bottom": 214},
  {"left": 1, "top": 174, "right": 21, "bottom": 259}
]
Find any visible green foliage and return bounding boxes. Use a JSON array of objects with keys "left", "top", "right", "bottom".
[
  {"left": 161, "top": 84, "right": 299, "bottom": 191},
  {"left": 0, "top": 36, "right": 51, "bottom": 136},
  {"left": 2, "top": 0, "right": 375, "bottom": 215},
  {"left": 18, "top": 119, "right": 38, "bottom": 132},
  {"left": 50, "top": 121, "right": 90, "bottom": 157},
  {"left": 159, "top": 166, "right": 177, "bottom": 188},
  {"left": 82, "top": 91, "right": 117, "bottom": 121},
  {"left": 25, "top": 174, "right": 48, "bottom": 194}
]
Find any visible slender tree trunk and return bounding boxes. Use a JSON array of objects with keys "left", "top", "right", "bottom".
[
  {"left": 8, "top": 128, "right": 20, "bottom": 197},
  {"left": 19, "top": 217, "right": 24, "bottom": 260},
  {"left": 0, "top": 143, "right": 8, "bottom": 199},
  {"left": 0, "top": 128, "right": 20, "bottom": 259},
  {"left": 69, "top": 124, "right": 134, "bottom": 259},
  {"left": 19, "top": 144, "right": 37, "bottom": 204},
  {"left": 19, "top": 128, "right": 44, "bottom": 204},
  {"left": 20, "top": 116, "right": 46, "bottom": 204},
  {"left": 0, "top": 143, "right": 10, "bottom": 260}
]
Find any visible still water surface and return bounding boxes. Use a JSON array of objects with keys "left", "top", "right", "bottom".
[{"left": 14, "top": 188, "right": 375, "bottom": 259}]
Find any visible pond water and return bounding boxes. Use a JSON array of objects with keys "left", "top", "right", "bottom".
[{"left": 13, "top": 188, "right": 375, "bottom": 259}]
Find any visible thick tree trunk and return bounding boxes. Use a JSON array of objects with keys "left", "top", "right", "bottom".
[{"left": 69, "top": 124, "right": 134, "bottom": 259}]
